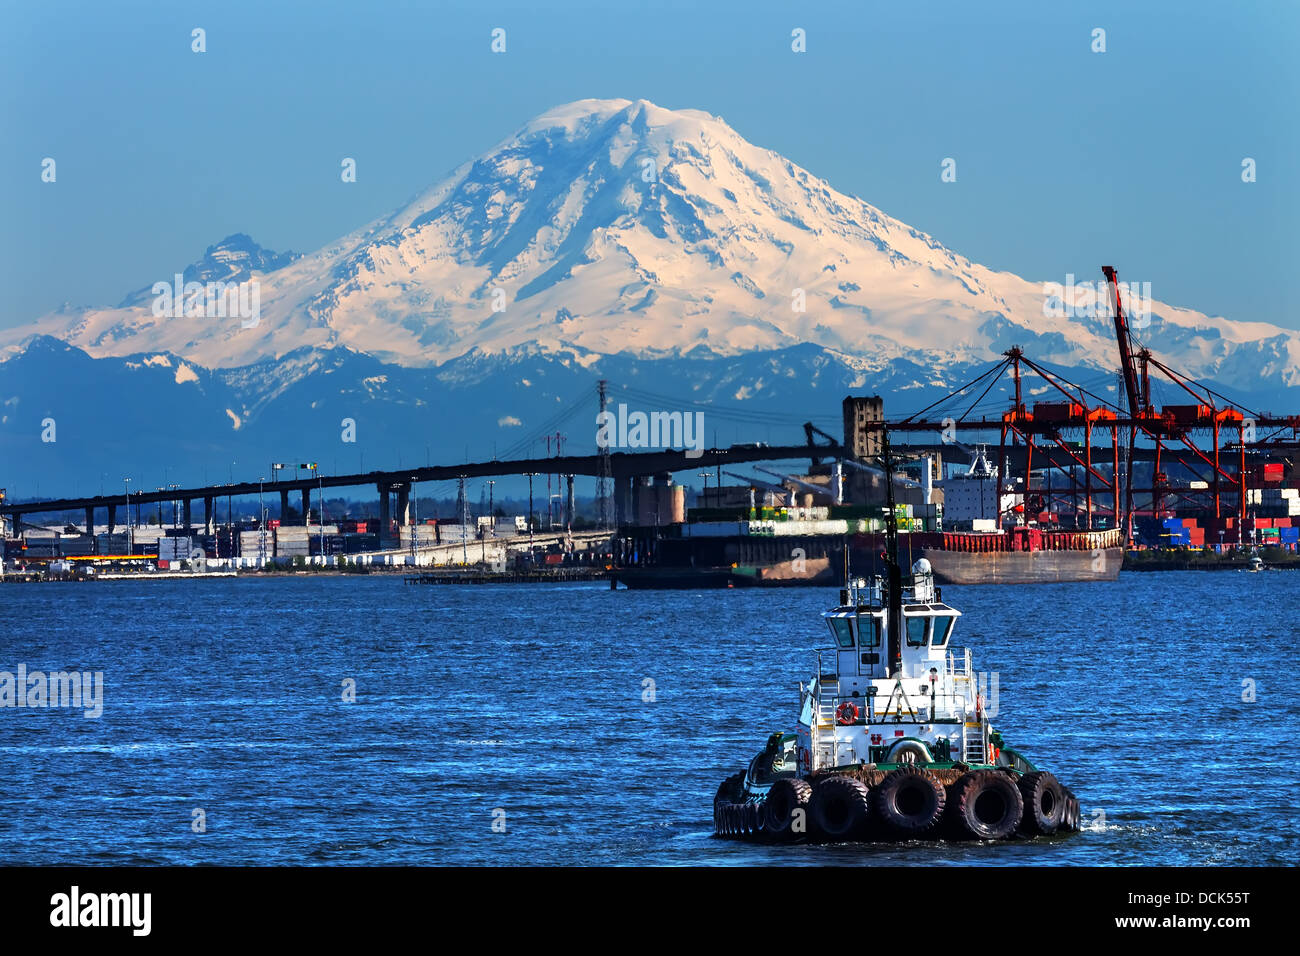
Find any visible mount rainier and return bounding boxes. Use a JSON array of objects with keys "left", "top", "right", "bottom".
[{"left": 2, "top": 98, "right": 1295, "bottom": 496}]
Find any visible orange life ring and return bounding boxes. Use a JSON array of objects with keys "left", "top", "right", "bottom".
[{"left": 835, "top": 702, "right": 860, "bottom": 725}]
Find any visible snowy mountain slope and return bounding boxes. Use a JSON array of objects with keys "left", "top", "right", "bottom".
[
  {"left": 2, "top": 98, "right": 1297, "bottom": 495},
  {"left": 4, "top": 98, "right": 1297, "bottom": 392}
]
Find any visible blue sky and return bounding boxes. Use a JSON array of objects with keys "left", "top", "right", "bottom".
[{"left": 2, "top": 0, "right": 1296, "bottom": 330}]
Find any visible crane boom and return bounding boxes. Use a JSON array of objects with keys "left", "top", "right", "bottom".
[{"left": 1103, "top": 265, "right": 1144, "bottom": 417}]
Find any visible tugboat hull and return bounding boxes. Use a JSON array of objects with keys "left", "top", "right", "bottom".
[{"left": 714, "top": 763, "right": 1082, "bottom": 843}]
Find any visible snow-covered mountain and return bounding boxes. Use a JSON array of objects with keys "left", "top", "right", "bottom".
[{"left": 1, "top": 98, "right": 1296, "bottom": 495}]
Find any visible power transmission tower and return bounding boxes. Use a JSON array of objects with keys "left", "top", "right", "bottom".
[{"left": 597, "top": 379, "right": 612, "bottom": 531}]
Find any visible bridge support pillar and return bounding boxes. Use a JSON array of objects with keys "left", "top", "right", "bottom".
[
  {"left": 301, "top": 488, "right": 311, "bottom": 526},
  {"left": 280, "top": 488, "right": 290, "bottom": 524},
  {"left": 377, "top": 483, "right": 392, "bottom": 545},
  {"left": 107, "top": 504, "right": 117, "bottom": 533},
  {"left": 84, "top": 506, "right": 95, "bottom": 535},
  {"left": 204, "top": 496, "right": 215, "bottom": 535},
  {"left": 396, "top": 484, "right": 410, "bottom": 527},
  {"left": 632, "top": 476, "right": 652, "bottom": 526},
  {"left": 566, "top": 475, "right": 575, "bottom": 529},
  {"left": 614, "top": 474, "right": 633, "bottom": 528},
  {"left": 182, "top": 499, "right": 193, "bottom": 531}
]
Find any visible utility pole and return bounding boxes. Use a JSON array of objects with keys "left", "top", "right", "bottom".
[
  {"left": 123, "top": 478, "right": 132, "bottom": 560},
  {"left": 545, "top": 432, "right": 565, "bottom": 530},
  {"left": 697, "top": 471, "right": 712, "bottom": 508},
  {"left": 458, "top": 475, "right": 468, "bottom": 566},
  {"left": 525, "top": 472, "right": 540, "bottom": 555},
  {"left": 258, "top": 478, "right": 267, "bottom": 569},
  {"left": 411, "top": 477, "right": 420, "bottom": 567},
  {"left": 228, "top": 461, "right": 236, "bottom": 564}
]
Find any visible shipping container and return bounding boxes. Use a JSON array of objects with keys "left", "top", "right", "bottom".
[
  {"left": 1165, "top": 404, "right": 1213, "bottom": 424},
  {"left": 1032, "top": 401, "right": 1085, "bottom": 422}
]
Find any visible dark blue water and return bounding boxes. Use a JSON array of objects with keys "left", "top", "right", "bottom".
[{"left": 1, "top": 572, "right": 1296, "bottom": 865}]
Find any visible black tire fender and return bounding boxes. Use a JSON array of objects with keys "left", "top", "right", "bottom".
[
  {"left": 1061, "top": 787, "right": 1082, "bottom": 832},
  {"left": 874, "top": 765, "right": 946, "bottom": 836},
  {"left": 951, "top": 770, "right": 1024, "bottom": 840},
  {"left": 1017, "top": 771, "right": 1066, "bottom": 835},
  {"left": 762, "top": 778, "right": 813, "bottom": 839},
  {"left": 809, "top": 775, "right": 873, "bottom": 841}
]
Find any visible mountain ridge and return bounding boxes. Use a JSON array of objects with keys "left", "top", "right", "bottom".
[
  {"left": 3, "top": 97, "right": 1294, "bottom": 393},
  {"left": 0, "top": 98, "right": 1296, "bottom": 495}
]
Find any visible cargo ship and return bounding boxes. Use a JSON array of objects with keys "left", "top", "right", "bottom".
[
  {"left": 864, "top": 444, "right": 1124, "bottom": 585},
  {"left": 611, "top": 524, "right": 1124, "bottom": 588},
  {"left": 850, "top": 527, "right": 1125, "bottom": 586},
  {"left": 612, "top": 440, "right": 1125, "bottom": 587},
  {"left": 612, "top": 511, "right": 1124, "bottom": 588}
]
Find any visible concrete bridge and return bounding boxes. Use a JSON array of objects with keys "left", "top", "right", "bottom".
[{"left": 0, "top": 440, "right": 843, "bottom": 533}]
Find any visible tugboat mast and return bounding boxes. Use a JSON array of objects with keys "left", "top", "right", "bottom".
[{"left": 881, "top": 427, "right": 903, "bottom": 678}]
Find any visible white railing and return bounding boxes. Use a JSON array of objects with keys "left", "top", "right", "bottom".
[
  {"left": 816, "top": 688, "right": 967, "bottom": 727},
  {"left": 946, "top": 647, "right": 972, "bottom": 679}
]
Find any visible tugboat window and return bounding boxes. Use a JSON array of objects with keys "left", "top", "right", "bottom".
[
  {"left": 906, "top": 616, "right": 928, "bottom": 646},
  {"left": 859, "top": 616, "right": 882, "bottom": 647},
  {"left": 931, "top": 616, "right": 954, "bottom": 646},
  {"left": 828, "top": 617, "right": 854, "bottom": 648}
]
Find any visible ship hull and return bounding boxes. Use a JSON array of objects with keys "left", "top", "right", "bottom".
[
  {"left": 851, "top": 533, "right": 1124, "bottom": 585},
  {"left": 914, "top": 545, "right": 1123, "bottom": 585},
  {"left": 612, "top": 558, "right": 839, "bottom": 589}
]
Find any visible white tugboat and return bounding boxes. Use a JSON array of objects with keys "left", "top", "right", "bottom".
[{"left": 713, "top": 433, "right": 1082, "bottom": 843}]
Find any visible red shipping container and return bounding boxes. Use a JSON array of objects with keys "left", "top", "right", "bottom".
[{"left": 544, "top": 553, "right": 564, "bottom": 566}]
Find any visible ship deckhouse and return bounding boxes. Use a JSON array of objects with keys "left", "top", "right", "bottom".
[{"left": 795, "top": 559, "right": 1024, "bottom": 775}]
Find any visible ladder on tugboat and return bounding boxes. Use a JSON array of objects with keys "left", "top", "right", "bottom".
[
  {"left": 813, "top": 702, "right": 837, "bottom": 771},
  {"left": 816, "top": 701, "right": 838, "bottom": 729},
  {"left": 962, "top": 722, "right": 986, "bottom": 763}
]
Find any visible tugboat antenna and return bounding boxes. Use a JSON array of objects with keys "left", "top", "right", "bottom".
[{"left": 841, "top": 531, "right": 850, "bottom": 589}]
